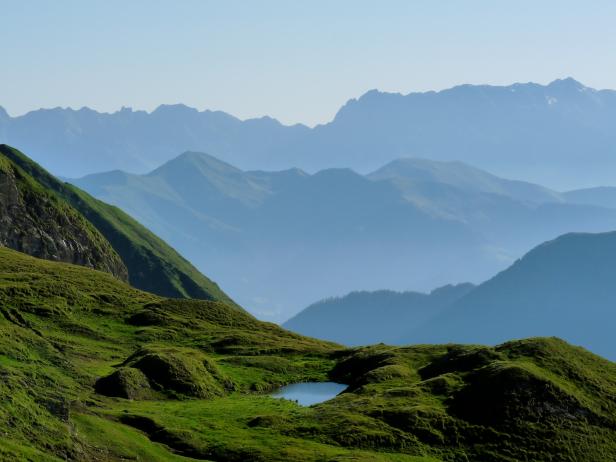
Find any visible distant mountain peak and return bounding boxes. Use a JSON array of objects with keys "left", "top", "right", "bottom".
[
  {"left": 152, "top": 103, "right": 200, "bottom": 116},
  {"left": 347, "top": 78, "right": 593, "bottom": 106},
  {"left": 409, "top": 229, "right": 616, "bottom": 360},
  {"left": 360, "top": 88, "right": 389, "bottom": 99},
  {"left": 5, "top": 77, "right": 616, "bottom": 187},
  {"left": 369, "top": 156, "right": 491, "bottom": 182},
  {"left": 149, "top": 150, "right": 242, "bottom": 177},
  {"left": 312, "top": 167, "right": 364, "bottom": 182},
  {"left": 176, "top": 150, "right": 225, "bottom": 162},
  {"left": 547, "top": 77, "right": 587, "bottom": 91},
  {"left": 332, "top": 78, "right": 599, "bottom": 127},
  {"left": 379, "top": 157, "right": 470, "bottom": 170}
]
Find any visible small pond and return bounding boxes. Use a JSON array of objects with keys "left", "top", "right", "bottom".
[{"left": 270, "top": 382, "right": 347, "bottom": 406}]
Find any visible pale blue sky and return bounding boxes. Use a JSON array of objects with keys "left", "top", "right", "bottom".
[{"left": 3, "top": 0, "right": 616, "bottom": 126}]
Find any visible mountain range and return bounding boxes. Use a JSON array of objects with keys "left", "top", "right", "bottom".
[
  {"left": 4, "top": 143, "right": 616, "bottom": 461},
  {"left": 284, "top": 284, "right": 475, "bottom": 346},
  {"left": 72, "top": 151, "right": 616, "bottom": 321},
  {"left": 287, "top": 230, "right": 616, "bottom": 361},
  {"left": 406, "top": 230, "right": 616, "bottom": 360},
  {"left": 5, "top": 140, "right": 616, "bottom": 462},
  {"left": 3, "top": 78, "right": 616, "bottom": 189}
]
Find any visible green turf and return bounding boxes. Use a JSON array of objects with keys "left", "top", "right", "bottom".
[{"left": 0, "top": 246, "right": 615, "bottom": 461}]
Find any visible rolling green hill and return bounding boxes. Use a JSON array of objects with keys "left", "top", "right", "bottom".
[
  {"left": 0, "top": 144, "right": 234, "bottom": 303},
  {"left": 0, "top": 246, "right": 614, "bottom": 461}
]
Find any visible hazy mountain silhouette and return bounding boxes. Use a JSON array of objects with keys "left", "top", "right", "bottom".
[
  {"left": 72, "top": 152, "right": 616, "bottom": 321},
  {"left": 73, "top": 153, "right": 487, "bottom": 320},
  {"left": 0, "top": 104, "right": 309, "bottom": 178},
  {"left": 4, "top": 79, "right": 616, "bottom": 189},
  {"left": 369, "top": 158, "right": 562, "bottom": 204},
  {"left": 289, "top": 229, "right": 616, "bottom": 359},
  {"left": 403, "top": 231, "right": 616, "bottom": 360},
  {"left": 564, "top": 186, "right": 616, "bottom": 209},
  {"left": 283, "top": 283, "right": 475, "bottom": 345}
]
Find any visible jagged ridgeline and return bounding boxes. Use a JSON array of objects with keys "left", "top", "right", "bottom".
[{"left": 0, "top": 144, "right": 233, "bottom": 303}]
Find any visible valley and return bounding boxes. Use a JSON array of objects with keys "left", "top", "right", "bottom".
[
  {"left": 0, "top": 144, "right": 615, "bottom": 460},
  {"left": 70, "top": 151, "right": 616, "bottom": 322}
]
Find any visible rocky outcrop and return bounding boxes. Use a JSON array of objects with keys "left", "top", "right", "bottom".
[{"left": 0, "top": 160, "right": 128, "bottom": 280}]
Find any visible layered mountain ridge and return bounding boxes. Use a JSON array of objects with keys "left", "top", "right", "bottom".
[
  {"left": 3, "top": 78, "right": 616, "bottom": 189},
  {"left": 0, "top": 143, "right": 616, "bottom": 462},
  {"left": 288, "top": 230, "right": 616, "bottom": 360},
  {"left": 73, "top": 151, "right": 616, "bottom": 320},
  {"left": 406, "top": 230, "right": 616, "bottom": 360},
  {"left": 284, "top": 283, "right": 475, "bottom": 346}
]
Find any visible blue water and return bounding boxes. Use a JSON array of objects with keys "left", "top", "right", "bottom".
[{"left": 270, "top": 382, "right": 347, "bottom": 406}]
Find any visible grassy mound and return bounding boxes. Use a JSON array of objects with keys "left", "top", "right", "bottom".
[
  {"left": 306, "top": 338, "right": 616, "bottom": 461},
  {"left": 95, "top": 367, "right": 154, "bottom": 400},
  {"left": 450, "top": 361, "right": 597, "bottom": 425},
  {"left": 124, "top": 347, "right": 232, "bottom": 398}
]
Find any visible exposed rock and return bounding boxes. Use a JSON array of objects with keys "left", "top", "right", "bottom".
[{"left": 0, "top": 161, "right": 128, "bottom": 280}]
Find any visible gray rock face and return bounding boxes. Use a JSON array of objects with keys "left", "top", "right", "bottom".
[{"left": 0, "top": 164, "right": 128, "bottom": 281}]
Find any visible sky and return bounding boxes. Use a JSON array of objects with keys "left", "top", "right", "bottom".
[{"left": 2, "top": 0, "right": 616, "bottom": 126}]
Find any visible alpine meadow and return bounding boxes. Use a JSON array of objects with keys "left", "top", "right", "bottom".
[{"left": 2, "top": 2, "right": 616, "bottom": 461}]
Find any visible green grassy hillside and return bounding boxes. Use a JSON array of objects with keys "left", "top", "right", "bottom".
[
  {"left": 0, "top": 246, "right": 614, "bottom": 461},
  {"left": 0, "top": 144, "right": 234, "bottom": 303}
]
